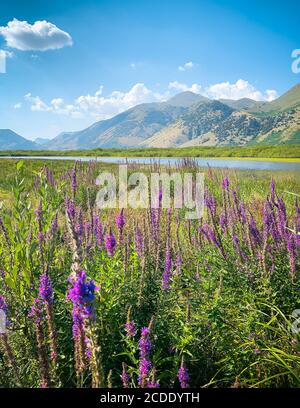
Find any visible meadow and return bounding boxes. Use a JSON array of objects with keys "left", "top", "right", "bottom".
[
  {"left": 0, "top": 158, "right": 299, "bottom": 388},
  {"left": 0, "top": 144, "right": 300, "bottom": 159}
]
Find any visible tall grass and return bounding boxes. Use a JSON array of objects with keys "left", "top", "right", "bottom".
[{"left": 0, "top": 159, "right": 299, "bottom": 388}]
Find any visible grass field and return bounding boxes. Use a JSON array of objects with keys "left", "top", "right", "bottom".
[
  {"left": 0, "top": 158, "right": 299, "bottom": 388},
  {"left": 0, "top": 144, "right": 300, "bottom": 159}
]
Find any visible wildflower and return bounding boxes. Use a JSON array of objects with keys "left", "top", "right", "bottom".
[
  {"left": 105, "top": 229, "right": 117, "bottom": 257},
  {"left": 138, "top": 327, "right": 152, "bottom": 387},
  {"left": 39, "top": 273, "right": 57, "bottom": 363},
  {"left": 125, "top": 320, "right": 137, "bottom": 337},
  {"left": 71, "top": 164, "right": 77, "bottom": 197},
  {"left": 116, "top": 209, "right": 125, "bottom": 233},
  {"left": 39, "top": 273, "right": 53, "bottom": 304},
  {"left": 178, "top": 363, "right": 189, "bottom": 388},
  {"left": 65, "top": 197, "right": 76, "bottom": 220},
  {"left": 0, "top": 295, "right": 8, "bottom": 314},
  {"left": 93, "top": 215, "right": 103, "bottom": 247},
  {"left": 175, "top": 252, "right": 182, "bottom": 274},
  {"left": 121, "top": 362, "right": 130, "bottom": 388},
  {"left": 287, "top": 234, "right": 296, "bottom": 280},
  {"left": 29, "top": 298, "right": 51, "bottom": 387},
  {"left": 134, "top": 227, "right": 144, "bottom": 258},
  {"left": 222, "top": 177, "right": 230, "bottom": 191},
  {"left": 68, "top": 270, "right": 99, "bottom": 319},
  {"left": 162, "top": 239, "right": 172, "bottom": 290}
]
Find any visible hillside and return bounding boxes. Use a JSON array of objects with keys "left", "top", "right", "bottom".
[{"left": 0, "top": 129, "right": 39, "bottom": 150}]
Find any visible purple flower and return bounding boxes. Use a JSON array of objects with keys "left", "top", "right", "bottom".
[
  {"left": 178, "top": 365, "right": 189, "bottom": 388},
  {"left": 93, "top": 215, "right": 103, "bottom": 247},
  {"left": 68, "top": 270, "right": 99, "bottom": 319},
  {"left": 0, "top": 295, "right": 7, "bottom": 314},
  {"left": 35, "top": 203, "right": 42, "bottom": 222},
  {"left": 121, "top": 363, "right": 130, "bottom": 388},
  {"left": 175, "top": 252, "right": 182, "bottom": 273},
  {"left": 65, "top": 197, "right": 76, "bottom": 220},
  {"left": 135, "top": 227, "right": 144, "bottom": 258},
  {"left": 287, "top": 234, "right": 296, "bottom": 279},
  {"left": 105, "top": 229, "right": 117, "bottom": 256},
  {"left": 71, "top": 164, "right": 77, "bottom": 197},
  {"left": 147, "top": 379, "right": 160, "bottom": 388},
  {"left": 162, "top": 239, "right": 172, "bottom": 290},
  {"left": 222, "top": 177, "right": 230, "bottom": 191},
  {"left": 39, "top": 273, "right": 53, "bottom": 304},
  {"left": 138, "top": 358, "right": 151, "bottom": 386},
  {"left": 28, "top": 298, "right": 43, "bottom": 323},
  {"left": 116, "top": 209, "right": 125, "bottom": 232},
  {"left": 125, "top": 320, "right": 137, "bottom": 337},
  {"left": 139, "top": 327, "right": 151, "bottom": 358}
]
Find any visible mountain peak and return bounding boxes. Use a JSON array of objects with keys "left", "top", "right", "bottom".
[
  {"left": 0, "top": 129, "right": 39, "bottom": 150},
  {"left": 167, "top": 91, "right": 209, "bottom": 107}
]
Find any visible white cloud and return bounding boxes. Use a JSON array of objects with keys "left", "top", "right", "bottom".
[
  {"left": 204, "top": 79, "right": 278, "bottom": 101},
  {"left": 0, "top": 19, "right": 72, "bottom": 51},
  {"left": 178, "top": 61, "right": 194, "bottom": 71},
  {"left": 168, "top": 81, "right": 202, "bottom": 94},
  {"left": 23, "top": 79, "right": 278, "bottom": 121},
  {"left": 13, "top": 102, "right": 22, "bottom": 109},
  {"left": 169, "top": 79, "right": 278, "bottom": 101},
  {"left": 24, "top": 83, "right": 170, "bottom": 120}
]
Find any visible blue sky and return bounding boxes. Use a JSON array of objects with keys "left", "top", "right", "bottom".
[{"left": 0, "top": 0, "right": 299, "bottom": 140}]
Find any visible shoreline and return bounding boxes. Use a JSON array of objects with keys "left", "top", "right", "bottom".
[{"left": 0, "top": 155, "right": 299, "bottom": 163}]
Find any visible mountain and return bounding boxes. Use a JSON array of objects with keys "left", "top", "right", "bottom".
[
  {"left": 140, "top": 100, "right": 263, "bottom": 147},
  {"left": 141, "top": 85, "right": 300, "bottom": 147},
  {"left": 35, "top": 137, "right": 51, "bottom": 146},
  {"left": 252, "top": 83, "right": 300, "bottom": 114},
  {"left": 5, "top": 84, "right": 298, "bottom": 151},
  {"left": 0, "top": 129, "right": 39, "bottom": 150},
  {"left": 219, "top": 98, "right": 264, "bottom": 111},
  {"left": 167, "top": 91, "right": 209, "bottom": 107},
  {"left": 46, "top": 102, "right": 186, "bottom": 150}
]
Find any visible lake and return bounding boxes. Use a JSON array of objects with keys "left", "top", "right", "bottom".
[{"left": 1, "top": 155, "right": 300, "bottom": 171}]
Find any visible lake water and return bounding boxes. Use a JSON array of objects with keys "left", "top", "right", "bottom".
[{"left": 1, "top": 155, "right": 300, "bottom": 171}]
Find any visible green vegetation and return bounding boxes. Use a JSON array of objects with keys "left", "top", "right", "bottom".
[
  {"left": 0, "top": 158, "right": 299, "bottom": 388},
  {"left": 0, "top": 144, "right": 300, "bottom": 159}
]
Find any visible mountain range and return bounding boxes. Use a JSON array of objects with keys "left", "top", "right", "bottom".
[{"left": 1, "top": 83, "right": 300, "bottom": 150}]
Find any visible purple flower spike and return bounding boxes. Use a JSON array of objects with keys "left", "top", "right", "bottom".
[
  {"left": 0, "top": 295, "right": 7, "bottom": 314},
  {"left": 222, "top": 177, "right": 230, "bottom": 191},
  {"left": 68, "top": 270, "right": 99, "bottom": 319},
  {"left": 178, "top": 365, "right": 189, "bottom": 388},
  {"left": 105, "top": 229, "right": 117, "bottom": 256},
  {"left": 116, "top": 209, "right": 125, "bottom": 232},
  {"left": 39, "top": 273, "right": 53, "bottom": 304},
  {"left": 125, "top": 320, "right": 137, "bottom": 337}
]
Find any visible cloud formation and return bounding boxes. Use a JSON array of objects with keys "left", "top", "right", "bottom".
[
  {"left": 178, "top": 61, "right": 194, "bottom": 71},
  {"left": 23, "top": 79, "right": 278, "bottom": 121},
  {"left": 0, "top": 19, "right": 72, "bottom": 51},
  {"left": 24, "top": 83, "right": 169, "bottom": 120},
  {"left": 169, "top": 79, "right": 278, "bottom": 101}
]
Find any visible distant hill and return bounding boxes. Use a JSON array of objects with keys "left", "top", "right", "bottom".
[
  {"left": 167, "top": 91, "right": 209, "bottom": 107},
  {"left": 2, "top": 84, "right": 300, "bottom": 151},
  {"left": 140, "top": 85, "right": 300, "bottom": 147},
  {"left": 35, "top": 137, "right": 51, "bottom": 146},
  {"left": 0, "top": 129, "right": 39, "bottom": 150},
  {"left": 46, "top": 102, "right": 186, "bottom": 150},
  {"left": 252, "top": 83, "right": 300, "bottom": 114}
]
